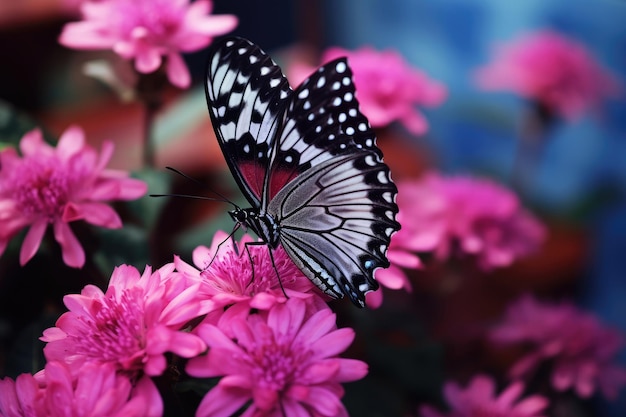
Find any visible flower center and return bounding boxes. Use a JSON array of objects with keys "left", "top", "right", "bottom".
[
  {"left": 12, "top": 159, "right": 71, "bottom": 222},
  {"left": 248, "top": 338, "right": 309, "bottom": 393},
  {"left": 72, "top": 288, "right": 147, "bottom": 371}
]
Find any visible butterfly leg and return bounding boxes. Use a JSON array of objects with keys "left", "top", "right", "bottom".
[
  {"left": 204, "top": 224, "right": 242, "bottom": 271},
  {"left": 243, "top": 241, "right": 288, "bottom": 299}
]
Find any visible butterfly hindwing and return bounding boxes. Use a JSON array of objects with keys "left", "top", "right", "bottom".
[
  {"left": 268, "top": 151, "right": 399, "bottom": 306},
  {"left": 205, "top": 37, "right": 292, "bottom": 207}
]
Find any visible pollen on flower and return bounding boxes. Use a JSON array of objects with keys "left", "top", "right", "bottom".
[
  {"left": 12, "top": 160, "right": 72, "bottom": 221},
  {"left": 77, "top": 290, "right": 146, "bottom": 368}
]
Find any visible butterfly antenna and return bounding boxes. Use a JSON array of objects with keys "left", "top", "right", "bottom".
[{"left": 161, "top": 166, "right": 237, "bottom": 207}]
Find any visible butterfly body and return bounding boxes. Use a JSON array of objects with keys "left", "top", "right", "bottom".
[{"left": 206, "top": 37, "right": 400, "bottom": 307}]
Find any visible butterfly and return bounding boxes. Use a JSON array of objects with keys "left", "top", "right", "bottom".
[{"left": 205, "top": 37, "right": 400, "bottom": 307}]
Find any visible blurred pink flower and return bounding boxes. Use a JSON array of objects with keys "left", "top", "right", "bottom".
[
  {"left": 366, "top": 211, "right": 422, "bottom": 308},
  {"left": 420, "top": 374, "right": 548, "bottom": 417},
  {"left": 491, "top": 294, "right": 626, "bottom": 399},
  {"left": 175, "top": 231, "right": 319, "bottom": 312},
  {"left": 396, "top": 173, "right": 545, "bottom": 270},
  {"left": 59, "top": 0, "right": 238, "bottom": 88},
  {"left": 0, "top": 361, "right": 161, "bottom": 417},
  {"left": 290, "top": 47, "right": 446, "bottom": 135},
  {"left": 475, "top": 30, "right": 621, "bottom": 120},
  {"left": 41, "top": 264, "right": 206, "bottom": 380},
  {"left": 187, "top": 298, "right": 368, "bottom": 417},
  {"left": 0, "top": 126, "right": 147, "bottom": 268}
]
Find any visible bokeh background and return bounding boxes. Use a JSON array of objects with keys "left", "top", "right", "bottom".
[{"left": 1, "top": 0, "right": 625, "bottom": 416}]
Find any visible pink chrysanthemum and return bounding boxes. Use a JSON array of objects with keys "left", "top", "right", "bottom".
[
  {"left": 176, "top": 231, "right": 320, "bottom": 312},
  {"left": 0, "top": 126, "right": 147, "bottom": 268},
  {"left": 366, "top": 220, "right": 422, "bottom": 309},
  {"left": 490, "top": 294, "right": 626, "bottom": 399},
  {"left": 475, "top": 30, "right": 621, "bottom": 120},
  {"left": 289, "top": 46, "right": 446, "bottom": 135},
  {"left": 0, "top": 361, "right": 161, "bottom": 417},
  {"left": 187, "top": 298, "right": 368, "bottom": 417},
  {"left": 420, "top": 374, "right": 548, "bottom": 417},
  {"left": 41, "top": 264, "right": 206, "bottom": 381},
  {"left": 395, "top": 173, "right": 546, "bottom": 270},
  {"left": 59, "top": 0, "right": 238, "bottom": 88}
]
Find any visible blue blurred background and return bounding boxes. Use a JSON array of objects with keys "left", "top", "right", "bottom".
[{"left": 320, "top": 1, "right": 626, "bottom": 415}]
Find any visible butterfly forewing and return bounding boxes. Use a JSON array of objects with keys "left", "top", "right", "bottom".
[
  {"left": 205, "top": 37, "right": 292, "bottom": 207},
  {"left": 268, "top": 58, "right": 382, "bottom": 200}
]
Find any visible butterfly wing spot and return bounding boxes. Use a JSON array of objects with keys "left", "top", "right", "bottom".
[
  {"left": 346, "top": 127, "right": 355, "bottom": 135},
  {"left": 298, "top": 88, "right": 309, "bottom": 99},
  {"left": 316, "top": 76, "right": 326, "bottom": 88},
  {"left": 238, "top": 47, "right": 248, "bottom": 55},
  {"left": 269, "top": 78, "right": 281, "bottom": 88},
  {"left": 338, "top": 113, "right": 347, "bottom": 123},
  {"left": 332, "top": 97, "right": 342, "bottom": 106},
  {"left": 336, "top": 61, "right": 347, "bottom": 73},
  {"left": 342, "top": 77, "right": 351, "bottom": 86},
  {"left": 349, "top": 108, "right": 358, "bottom": 117},
  {"left": 358, "top": 122, "right": 368, "bottom": 132},
  {"left": 303, "top": 101, "right": 311, "bottom": 110},
  {"left": 344, "top": 92, "right": 353, "bottom": 102},
  {"left": 332, "top": 81, "right": 341, "bottom": 91}
]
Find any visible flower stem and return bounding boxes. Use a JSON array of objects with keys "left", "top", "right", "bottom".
[
  {"left": 511, "top": 100, "right": 555, "bottom": 198},
  {"left": 136, "top": 71, "right": 167, "bottom": 169}
]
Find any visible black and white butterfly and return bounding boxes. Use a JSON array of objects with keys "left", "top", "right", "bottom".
[{"left": 205, "top": 37, "right": 399, "bottom": 307}]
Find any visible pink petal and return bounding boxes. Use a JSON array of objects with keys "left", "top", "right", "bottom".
[
  {"left": 19, "top": 128, "right": 47, "bottom": 156},
  {"left": 53, "top": 221, "right": 85, "bottom": 268},
  {"left": 195, "top": 385, "right": 249, "bottom": 417},
  {"left": 63, "top": 202, "right": 122, "bottom": 228},
  {"left": 310, "top": 328, "right": 355, "bottom": 358},
  {"left": 134, "top": 47, "right": 162, "bottom": 74},
  {"left": 56, "top": 125, "right": 85, "bottom": 161},
  {"left": 19, "top": 219, "right": 47, "bottom": 265},
  {"left": 126, "top": 375, "right": 163, "bottom": 417},
  {"left": 59, "top": 22, "right": 116, "bottom": 50},
  {"left": 166, "top": 53, "right": 191, "bottom": 88},
  {"left": 336, "top": 358, "right": 368, "bottom": 382}
]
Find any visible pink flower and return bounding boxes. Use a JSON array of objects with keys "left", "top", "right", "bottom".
[
  {"left": 395, "top": 173, "right": 545, "bottom": 270},
  {"left": 490, "top": 295, "right": 626, "bottom": 399},
  {"left": 187, "top": 298, "right": 368, "bottom": 417},
  {"left": 41, "top": 264, "right": 206, "bottom": 379},
  {"left": 289, "top": 47, "right": 446, "bottom": 135},
  {"left": 59, "top": 0, "right": 238, "bottom": 88},
  {"left": 366, "top": 217, "right": 422, "bottom": 308},
  {"left": 0, "top": 126, "right": 147, "bottom": 268},
  {"left": 175, "top": 231, "right": 320, "bottom": 312},
  {"left": 0, "top": 361, "right": 161, "bottom": 417},
  {"left": 475, "top": 30, "right": 621, "bottom": 120},
  {"left": 420, "top": 374, "right": 548, "bottom": 417}
]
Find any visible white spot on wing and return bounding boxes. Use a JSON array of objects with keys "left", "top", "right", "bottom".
[{"left": 336, "top": 62, "right": 347, "bottom": 73}]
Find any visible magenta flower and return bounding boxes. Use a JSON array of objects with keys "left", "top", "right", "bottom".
[
  {"left": 175, "top": 231, "right": 319, "bottom": 312},
  {"left": 187, "top": 298, "right": 368, "bottom": 417},
  {"left": 0, "top": 126, "right": 147, "bottom": 268},
  {"left": 366, "top": 220, "right": 422, "bottom": 308},
  {"left": 289, "top": 46, "right": 446, "bottom": 135},
  {"left": 491, "top": 294, "right": 626, "bottom": 399},
  {"left": 59, "top": 0, "right": 238, "bottom": 88},
  {"left": 475, "top": 30, "right": 621, "bottom": 120},
  {"left": 395, "top": 173, "right": 545, "bottom": 270},
  {"left": 420, "top": 374, "right": 548, "bottom": 417},
  {"left": 0, "top": 361, "right": 161, "bottom": 417},
  {"left": 41, "top": 264, "right": 206, "bottom": 380}
]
